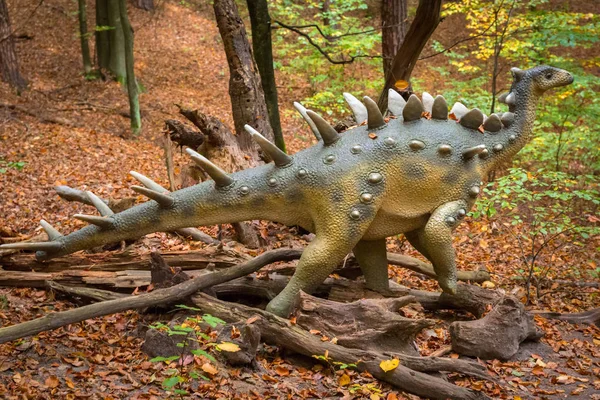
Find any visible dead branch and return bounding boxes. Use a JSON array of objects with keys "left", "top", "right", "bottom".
[
  {"left": 47, "top": 281, "right": 126, "bottom": 302},
  {"left": 164, "top": 119, "right": 204, "bottom": 150},
  {"left": 0, "top": 102, "right": 76, "bottom": 126},
  {"left": 0, "top": 248, "right": 301, "bottom": 344},
  {"left": 191, "top": 293, "right": 491, "bottom": 400}
]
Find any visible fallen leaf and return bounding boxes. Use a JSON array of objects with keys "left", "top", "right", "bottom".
[
  {"left": 45, "top": 375, "right": 59, "bottom": 388},
  {"left": 262, "top": 374, "right": 278, "bottom": 383},
  {"left": 339, "top": 373, "right": 350, "bottom": 386},
  {"left": 218, "top": 342, "right": 241, "bottom": 352},
  {"left": 482, "top": 281, "right": 495, "bottom": 288},
  {"left": 275, "top": 366, "right": 289, "bottom": 376},
  {"left": 379, "top": 358, "right": 399, "bottom": 372},
  {"left": 201, "top": 362, "right": 218, "bottom": 375}
]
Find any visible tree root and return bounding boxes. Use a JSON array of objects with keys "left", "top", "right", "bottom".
[{"left": 191, "top": 292, "right": 492, "bottom": 400}]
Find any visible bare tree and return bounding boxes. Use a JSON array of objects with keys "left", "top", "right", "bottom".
[
  {"left": 77, "top": 0, "right": 92, "bottom": 75},
  {"left": 381, "top": 0, "right": 408, "bottom": 79},
  {"left": 0, "top": 0, "right": 26, "bottom": 90},
  {"left": 213, "top": 0, "right": 274, "bottom": 159},
  {"left": 377, "top": 0, "right": 442, "bottom": 111},
  {"left": 247, "top": 0, "right": 285, "bottom": 151}
]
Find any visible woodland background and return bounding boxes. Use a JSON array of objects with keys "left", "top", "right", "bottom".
[{"left": 0, "top": 0, "right": 598, "bottom": 399}]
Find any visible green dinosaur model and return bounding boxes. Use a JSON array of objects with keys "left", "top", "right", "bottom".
[{"left": 1, "top": 66, "right": 573, "bottom": 316}]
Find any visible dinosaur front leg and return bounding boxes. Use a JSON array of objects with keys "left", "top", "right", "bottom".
[
  {"left": 353, "top": 239, "right": 389, "bottom": 293},
  {"left": 406, "top": 200, "right": 467, "bottom": 295}
]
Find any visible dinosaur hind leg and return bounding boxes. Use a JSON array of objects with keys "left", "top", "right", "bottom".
[
  {"left": 353, "top": 239, "right": 390, "bottom": 293},
  {"left": 266, "top": 233, "right": 364, "bottom": 317}
]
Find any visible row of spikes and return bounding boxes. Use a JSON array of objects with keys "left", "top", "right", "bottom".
[
  {"left": 5, "top": 125, "right": 300, "bottom": 250},
  {"left": 346, "top": 91, "right": 516, "bottom": 133},
  {"left": 29, "top": 172, "right": 178, "bottom": 248}
]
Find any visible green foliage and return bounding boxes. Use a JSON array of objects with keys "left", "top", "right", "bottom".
[
  {"left": 473, "top": 168, "right": 600, "bottom": 299},
  {"left": 148, "top": 311, "right": 225, "bottom": 396},
  {"left": 312, "top": 351, "right": 358, "bottom": 372},
  {"left": 270, "top": 0, "right": 381, "bottom": 116},
  {"left": 0, "top": 160, "right": 26, "bottom": 174}
]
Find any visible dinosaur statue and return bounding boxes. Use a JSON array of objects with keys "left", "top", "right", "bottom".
[{"left": 1, "top": 65, "right": 573, "bottom": 316}]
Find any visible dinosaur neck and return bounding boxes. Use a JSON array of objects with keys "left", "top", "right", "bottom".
[{"left": 483, "top": 77, "right": 541, "bottom": 174}]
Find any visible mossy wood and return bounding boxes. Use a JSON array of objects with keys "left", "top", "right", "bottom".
[{"left": 0, "top": 66, "right": 574, "bottom": 316}]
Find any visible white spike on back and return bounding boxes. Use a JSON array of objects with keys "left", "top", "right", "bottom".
[
  {"left": 343, "top": 93, "right": 368, "bottom": 123},
  {"left": 293, "top": 102, "right": 321, "bottom": 140},
  {"left": 450, "top": 102, "right": 469, "bottom": 120},
  {"left": 387, "top": 89, "right": 406, "bottom": 116},
  {"left": 422, "top": 92, "right": 434, "bottom": 113}
]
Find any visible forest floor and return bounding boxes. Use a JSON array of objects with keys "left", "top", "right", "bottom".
[{"left": 0, "top": 0, "right": 598, "bottom": 399}]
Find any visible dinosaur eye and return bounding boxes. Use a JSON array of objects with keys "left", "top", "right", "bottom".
[{"left": 545, "top": 72, "right": 553, "bottom": 79}]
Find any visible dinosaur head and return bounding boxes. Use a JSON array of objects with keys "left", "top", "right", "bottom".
[{"left": 514, "top": 65, "right": 574, "bottom": 94}]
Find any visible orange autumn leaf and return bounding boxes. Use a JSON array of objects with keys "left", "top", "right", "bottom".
[
  {"left": 338, "top": 373, "right": 351, "bottom": 386},
  {"left": 394, "top": 79, "right": 409, "bottom": 90}
]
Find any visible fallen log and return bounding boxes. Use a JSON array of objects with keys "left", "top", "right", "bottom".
[
  {"left": 0, "top": 248, "right": 250, "bottom": 273},
  {"left": 191, "top": 293, "right": 491, "bottom": 400},
  {"left": 0, "top": 248, "right": 300, "bottom": 344},
  {"left": 1, "top": 246, "right": 488, "bottom": 284},
  {"left": 532, "top": 307, "right": 600, "bottom": 327}
]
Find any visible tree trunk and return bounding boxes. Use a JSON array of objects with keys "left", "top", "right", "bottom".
[
  {"left": 107, "top": 0, "right": 126, "bottom": 81},
  {"left": 0, "top": 0, "right": 26, "bottom": 90},
  {"left": 381, "top": 0, "right": 408, "bottom": 79},
  {"left": 133, "top": 0, "right": 154, "bottom": 11},
  {"left": 246, "top": 0, "right": 285, "bottom": 152},
  {"left": 377, "top": 0, "right": 442, "bottom": 112},
  {"left": 213, "top": 0, "right": 274, "bottom": 160},
  {"left": 78, "top": 0, "right": 93, "bottom": 75},
  {"left": 119, "top": 0, "right": 141, "bottom": 133},
  {"left": 95, "top": 0, "right": 110, "bottom": 71}
]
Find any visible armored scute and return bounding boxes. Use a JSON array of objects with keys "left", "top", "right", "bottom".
[{"left": 1, "top": 66, "right": 574, "bottom": 316}]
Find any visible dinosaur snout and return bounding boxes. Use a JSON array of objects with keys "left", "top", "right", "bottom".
[{"left": 565, "top": 72, "right": 574, "bottom": 85}]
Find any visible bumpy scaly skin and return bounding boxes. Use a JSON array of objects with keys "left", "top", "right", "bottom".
[{"left": 0, "top": 66, "right": 573, "bottom": 316}]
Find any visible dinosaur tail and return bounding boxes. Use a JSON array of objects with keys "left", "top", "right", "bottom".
[{"left": 0, "top": 146, "right": 289, "bottom": 261}]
